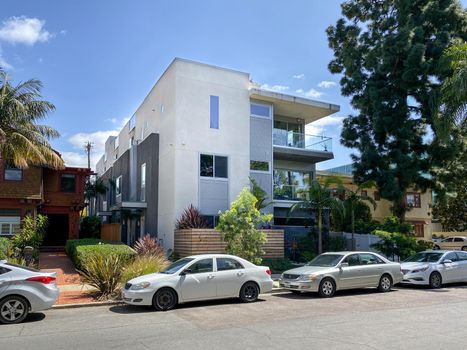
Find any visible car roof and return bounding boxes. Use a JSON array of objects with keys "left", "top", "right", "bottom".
[
  {"left": 322, "top": 251, "right": 380, "bottom": 255},
  {"left": 185, "top": 254, "right": 244, "bottom": 259}
]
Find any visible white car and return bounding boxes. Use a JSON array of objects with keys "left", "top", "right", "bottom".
[
  {"left": 433, "top": 237, "right": 467, "bottom": 251},
  {"left": 401, "top": 250, "right": 467, "bottom": 288},
  {"left": 0, "top": 260, "right": 59, "bottom": 324},
  {"left": 122, "top": 254, "right": 273, "bottom": 310}
]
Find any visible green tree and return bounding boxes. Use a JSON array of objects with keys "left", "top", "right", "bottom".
[
  {"left": 433, "top": 182, "right": 467, "bottom": 231},
  {"left": 85, "top": 178, "right": 108, "bottom": 200},
  {"left": 216, "top": 188, "right": 272, "bottom": 264},
  {"left": 327, "top": 0, "right": 467, "bottom": 220},
  {"left": 289, "top": 180, "right": 344, "bottom": 254},
  {"left": 249, "top": 176, "right": 270, "bottom": 211},
  {"left": 0, "top": 70, "right": 63, "bottom": 169}
]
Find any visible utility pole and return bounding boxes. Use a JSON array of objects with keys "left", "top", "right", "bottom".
[{"left": 84, "top": 141, "right": 94, "bottom": 169}]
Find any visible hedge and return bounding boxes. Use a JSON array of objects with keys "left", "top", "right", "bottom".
[
  {"left": 65, "top": 239, "right": 136, "bottom": 269},
  {"left": 0, "top": 237, "right": 11, "bottom": 260}
]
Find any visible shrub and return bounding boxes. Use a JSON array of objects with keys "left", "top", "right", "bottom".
[
  {"left": 11, "top": 215, "right": 47, "bottom": 263},
  {"left": 0, "top": 237, "right": 11, "bottom": 260},
  {"left": 78, "top": 254, "right": 125, "bottom": 299},
  {"left": 376, "top": 216, "right": 413, "bottom": 234},
  {"left": 217, "top": 188, "right": 272, "bottom": 265},
  {"left": 262, "top": 258, "right": 294, "bottom": 274},
  {"left": 65, "top": 239, "right": 135, "bottom": 269},
  {"left": 133, "top": 234, "right": 164, "bottom": 256},
  {"left": 175, "top": 204, "right": 208, "bottom": 230},
  {"left": 79, "top": 216, "right": 101, "bottom": 239},
  {"left": 121, "top": 254, "right": 169, "bottom": 284},
  {"left": 371, "top": 230, "right": 422, "bottom": 261}
]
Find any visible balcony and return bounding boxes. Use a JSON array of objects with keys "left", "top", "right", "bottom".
[{"left": 273, "top": 129, "right": 333, "bottom": 163}]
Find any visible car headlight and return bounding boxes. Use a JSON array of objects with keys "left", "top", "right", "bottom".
[
  {"left": 130, "top": 282, "right": 151, "bottom": 290},
  {"left": 412, "top": 266, "right": 429, "bottom": 273},
  {"left": 299, "top": 274, "right": 319, "bottom": 282}
]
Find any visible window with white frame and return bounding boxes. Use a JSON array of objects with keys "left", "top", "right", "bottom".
[
  {"left": 200, "top": 154, "right": 227, "bottom": 178},
  {"left": 250, "top": 102, "right": 272, "bottom": 119},
  {"left": 0, "top": 216, "right": 20, "bottom": 236},
  {"left": 116, "top": 176, "right": 122, "bottom": 196},
  {"left": 141, "top": 163, "right": 146, "bottom": 202}
]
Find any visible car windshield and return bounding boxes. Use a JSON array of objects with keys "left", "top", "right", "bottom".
[
  {"left": 307, "top": 254, "right": 344, "bottom": 267},
  {"left": 160, "top": 258, "right": 194, "bottom": 274},
  {"left": 404, "top": 252, "right": 443, "bottom": 263}
]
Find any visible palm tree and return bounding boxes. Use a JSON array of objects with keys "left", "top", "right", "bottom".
[
  {"left": 0, "top": 70, "right": 63, "bottom": 169},
  {"left": 85, "top": 178, "right": 108, "bottom": 214},
  {"left": 289, "top": 179, "right": 343, "bottom": 254}
]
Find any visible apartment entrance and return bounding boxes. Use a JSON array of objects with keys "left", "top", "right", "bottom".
[{"left": 43, "top": 214, "right": 69, "bottom": 246}]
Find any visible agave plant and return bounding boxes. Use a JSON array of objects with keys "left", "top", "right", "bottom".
[
  {"left": 133, "top": 234, "right": 164, "bottom": 256},
  {"left": 175, "top": 204, "right": 208, "bottom": 230}
]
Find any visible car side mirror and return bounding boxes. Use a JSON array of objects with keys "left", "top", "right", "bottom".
[
  {"left": 442, "top": 259, "right": 452, "bottom": 264},
  {"left": 180, "top": 269, "right": 192, "bottom": 276},
  {"left": 339, "top": 262, "right": 349, "bottom": 269}
]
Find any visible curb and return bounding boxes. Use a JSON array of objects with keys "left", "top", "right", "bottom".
[{"left": 52, "top": 288, "right": 290, "bottom": 309}]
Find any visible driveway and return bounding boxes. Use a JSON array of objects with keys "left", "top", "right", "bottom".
[{"left": 1, "top": 284, "right": 467, "bottom": 350}]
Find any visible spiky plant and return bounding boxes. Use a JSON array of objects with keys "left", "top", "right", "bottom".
[
  {"left": 133, "top": 234, "right": 164, "bottom": 256},
  {"left": 175, "top": 204, "right": 208, "bottom": 230}
]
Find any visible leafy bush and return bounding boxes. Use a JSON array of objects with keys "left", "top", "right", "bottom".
[
  {"left": 79, "top": 216, "right": 101, "bottom": 239},
  {"left": 371, "top": 230, "right": 428, "bottom": 261},
  {"left": 262, "top": 258, "right": 295, "bottom": 274},
  {"left": 175, "top": 204, "right": 208, "bottom": 230},
  {"left": 11, "top": 215, "right": 47, "bottom": 263},
  {"left": 217, "top": 188, "right": 272, "bottom": 265},
  {"left": 78, "top": 254, "right": 125, "bottom": 299},
  {"left": 0, "top": 237, "right": 11, "bottom": 260},
  {"left": 121, "top": 254, "right": 169, "bottom": 284},
  {"left": 65, "top": 239, "right": 135, "bottom": 269},
  {"left": 133, "top": 234, "right": 164, "bottom": 256},
  {"left": 376, "top": 216, "right": 413, "bottom": 234}
]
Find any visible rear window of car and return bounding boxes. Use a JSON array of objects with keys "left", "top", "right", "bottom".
[
  {"left": 457, "top": 252, "right": 467, "bottom": 261},
  {"left": 0, "top": 267, "right": 11, "bottom": 275},
  {"left": 5, "top": 262, "right": 40, "bottom": 273},
  {"left": 216, "top": 258, "right": 244, "bottom": 271}
]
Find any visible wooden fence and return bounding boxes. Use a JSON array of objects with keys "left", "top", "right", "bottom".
[
  {"left": 100, "top": 223, "right": 121, "bottom": 242},
  {"left": 174, "top": 229, "right": 284, "bottom": 259}
]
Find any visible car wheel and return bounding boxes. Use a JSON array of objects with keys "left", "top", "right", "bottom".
[
  {"left": 240, "top": 282, "right": 260, "bottom": 303},
  {"left": 0, "top": 296, "right": 29, "bottom": 324},
  {"left": 153, "top": 288, "right": 178, "bottom": 311},
  {"left": 429, "top": 272, "right": 442, "bottom": 289},
  {"left": 433, "top": 245, "right": 440, "bottom": 250},
  {"left": 377, "top": 274, "right": 393, "bottom": 292},
  {"left": 462, "top": 246, "right": 467, "bottom": 252},
  {"left": 318, "top": 278, "right": 335, "bottom": 298}
]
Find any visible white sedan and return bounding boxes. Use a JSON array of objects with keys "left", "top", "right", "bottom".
[
  {"left": 433, "top": 236, "right": 467, "bottom": 251},
  {"left": 122, "top": 254, "right": 273, "bottom": 310},
  {"left": 401, "top": 250, "right": 467, "bottom": 288}
]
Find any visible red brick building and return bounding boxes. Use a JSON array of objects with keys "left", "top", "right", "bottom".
[{"left": 0, "top": 161, "right": 91, "bottom": 246}]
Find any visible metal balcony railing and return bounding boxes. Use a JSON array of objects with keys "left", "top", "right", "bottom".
[{"left": 273, "top": 129, "right": 332, "bottom": 152}]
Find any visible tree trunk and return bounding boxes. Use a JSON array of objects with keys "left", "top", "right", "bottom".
[{"left": 318, "top": 208, "right": 323, "bottom": 254}]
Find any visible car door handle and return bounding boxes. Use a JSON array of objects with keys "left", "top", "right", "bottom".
[
  {"left": 237, "top": 272, "right": 244, "bottom": 276},
  {"left": 207, "top": 275, "right": 215, "bottom": 280}
]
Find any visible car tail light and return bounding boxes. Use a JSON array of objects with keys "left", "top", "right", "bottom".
[
  {"left": 265, "top": 268, "right": 271, "bottom": 276},
  {"left": 26, "top": 276, "right": 56, "bottom": 284}
]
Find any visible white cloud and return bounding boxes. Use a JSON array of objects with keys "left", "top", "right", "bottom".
[
  {"left": 0, "top": 50, "right": 13, "bottom": 70},
  {"left": 318, "top": 80, "right": 337, "bottom": 89},
  {"left": 293, "top": 73, "right": 305, "bottom": 79},
  {"left": 304, "top": 88, "right": 323, "bottom": 99},
  {"left": 295, "top": 89, "right": 304, "bottom": 94},
  {"left": 0, "top": 16, "right": 51, "bottom": 45},
  {"left": 305, "top": 115, "right": 345, "bottom": 135},
  {"left": 260, "top": 84, "right": 290, "bottom": 92}
]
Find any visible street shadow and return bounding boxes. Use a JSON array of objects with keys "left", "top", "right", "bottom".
[
  {"left": 396, "top": 282, "right": 467, "bottom": 293},
  {"left": 0, "top": 312, "right": 46, "bottom": 326},
  {"left": 109, "top": 298, "right": 266, "bottom": 314},
  {"left": 273, "top": 287, "right": 398, "bottom": 299}
]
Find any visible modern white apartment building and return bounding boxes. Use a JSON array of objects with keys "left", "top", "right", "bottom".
[{"left": 95, "top": 58, "right": 340, "bottom": 250}]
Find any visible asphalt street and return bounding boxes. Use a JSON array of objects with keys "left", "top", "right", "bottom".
[{"left": 1, "top": 284, "right": 467, "bottom": 350}]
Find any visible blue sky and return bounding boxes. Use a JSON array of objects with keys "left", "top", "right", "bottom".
[{"left": 1, "top": 1, "right": 465, "bottom": 170}]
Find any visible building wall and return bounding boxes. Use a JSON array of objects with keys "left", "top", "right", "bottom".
[{"left": 0, "top": 163, "right": 42, "bottom": 200}]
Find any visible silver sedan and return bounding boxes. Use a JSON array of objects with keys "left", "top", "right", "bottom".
[
  {"left": 280, "top": 251, "right": 403, "bottom": 297},
  {"left": 0, "top": 260, "right": 59, "bottom": 324}
]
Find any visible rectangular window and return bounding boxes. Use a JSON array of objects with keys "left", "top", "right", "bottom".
[
  {"left": 210, "top": 95, "right": 219, "bottom": 129},
  {"left": 60, "top": 174, "right": 76, "bottom": 193},
  {"left": 116, "top": 176, "right": 122, "bottom": 196},
  {"left": 141, "top": 163, "right": 146, "bottom": 202},
  {"left": 411, "top": 222, "right": 424, "bottom": 237},
  {"left": 361, "top": 190, "right": 368, "bottom": 198},
  {"left": 114, "top": 136, "right": 119, "bottom": 149},
  {"left": 200, "top": 154, "right": 228, "bottom": 178},
  {"left": 129, "top": 114, "right": 136, "bottom": 131},
  {"left": 4, "top": 166, "right": 22, "bottom": 181},
  {"left": 273, "top": 169, "right": 311, "bottom": 200},
  {"left": 250, "top": 103, "right": 272, "bottom": 118},
  {"left": 406, "top": 192, "right": 421, "bottom": 208},
  {"left": 250, "top": 161, "right": 269, "bottom": 172},
  {"left": 0, "top": 216, "right": 21, "bottom": 236},
  {"left": 374, "top": 191, "right": 381, "bottom": 201}
]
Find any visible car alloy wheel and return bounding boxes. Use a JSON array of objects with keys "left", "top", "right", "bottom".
[
  {"left": 319, "top": 278, "right": 335, "bottom": 298},
  {"left": 240, "top": 282, "right": 259, "bottom": 302},
  {"left": 0, "top": 296, "right": 29, "bottom": 324},
  {"left": 153, "top": 288, "right": 177, "bottom": 311},
  {"left": 429, "top": 272, "right": 442, "bottom": 289},
  {"left": 378, "top": 275, "right": 392, "bottom": 292}
]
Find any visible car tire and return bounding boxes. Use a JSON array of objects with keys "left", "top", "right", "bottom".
[
  {"left": 318, "top": 278, "right": 336, "bottom": 298},
  {"left": 239, "top": 282, "right": 260, "bottom": 303},
  {"left": 429, "top": 272, "right": 442, "bottom": 289},
  {"left": 433, "top": 245, "right": 440, "bottom": 250},
  {"left": 0, "top": 295, "right": 29, "bottom": 324},
  {"left": 377, "top": 274, "right": 393, "bottom": 292},
  {"left": 153, "top": 288, "right": 178, "bottom": 311}
]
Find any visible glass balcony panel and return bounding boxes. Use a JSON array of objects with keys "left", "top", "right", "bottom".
[{"left": 273, "top": 128, "right": 332, "bottom": 152}]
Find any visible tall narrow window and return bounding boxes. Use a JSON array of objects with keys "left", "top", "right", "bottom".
[
  {"left": 210, "top": 95, "right": 219, "bottom": 129},
  {"left": 116, "top": 176, "right": 122, "bottom": 196},
  {"left": 141, "top": 163, "right": 146, "bottom": 202}
]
